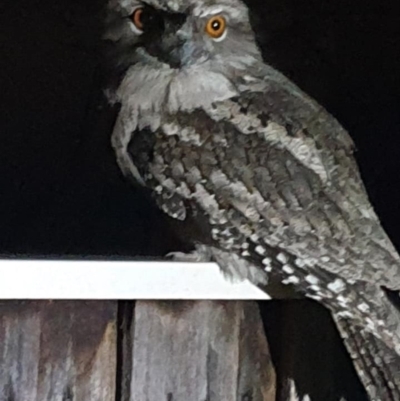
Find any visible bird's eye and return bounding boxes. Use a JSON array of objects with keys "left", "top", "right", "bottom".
[
  {"left": 205, "top": 16, "right": 227, "bottom": 41},
  {"left": 131, "top": 6, "right": 155, "bottom": 33}
]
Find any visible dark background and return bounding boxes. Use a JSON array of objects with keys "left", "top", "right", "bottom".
[
  {"left": 0, "top": 0, "right": 398, "bottom": 259},
  {"left": 0, "top": 0, "right": 398, "bottom": 399}
]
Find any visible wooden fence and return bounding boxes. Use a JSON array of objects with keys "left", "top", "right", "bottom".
[{"left": 0, "top": 300, "right": 367, "bottom": 401}]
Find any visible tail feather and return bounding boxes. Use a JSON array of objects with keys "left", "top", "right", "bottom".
[
  {"left": 286, "top": 379, "right": 311, "bottom": 401},
  {"left": 334, "top": 317, "right": 400, "bottom": 401},
  {"left": 285, "top": 379, "right": 347, "bottom": 401}
]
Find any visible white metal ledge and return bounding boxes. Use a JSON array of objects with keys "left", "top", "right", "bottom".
[{"left": 0, "top": 260, "right": 270, "bottom": 300}]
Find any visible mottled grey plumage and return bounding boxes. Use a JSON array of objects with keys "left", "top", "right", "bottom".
[{"left": 105, "top": 0, "right": 400, "bottom": 398}]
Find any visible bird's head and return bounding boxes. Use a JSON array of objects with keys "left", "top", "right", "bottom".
[{"left": 104, "top": 0, "right": 263, "bottom": 75}]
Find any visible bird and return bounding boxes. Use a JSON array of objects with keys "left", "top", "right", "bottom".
[{"left": 104, "top": 0, "right": 400, "bottom": 398}]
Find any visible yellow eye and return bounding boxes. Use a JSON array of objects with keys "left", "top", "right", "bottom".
[{"left": 205, "top": 16, "right": 227, "bottom": 40}]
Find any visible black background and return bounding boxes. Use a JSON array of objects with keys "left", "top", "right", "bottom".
[
  {"left": 0, "top": 1, "right": 398, "bottom": 399},
  {"left": 0, "top": 0, "right": 399, "bottom": 259}
]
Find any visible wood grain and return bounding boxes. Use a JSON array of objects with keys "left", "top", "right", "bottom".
[
  {"left": 0, "top": 301, "right": 117, "bottom": 401},
  {"left": 120, "top": 300, "right": 276, "bottom": 401}
]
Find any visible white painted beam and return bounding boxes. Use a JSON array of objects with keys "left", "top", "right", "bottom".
[{"left": 0, "top": 260, "right": 270, "bottom": 300}]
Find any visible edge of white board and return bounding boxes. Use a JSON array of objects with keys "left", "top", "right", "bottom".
[{"left": 0, "top": 260, "right": 270, "bottom": 300}]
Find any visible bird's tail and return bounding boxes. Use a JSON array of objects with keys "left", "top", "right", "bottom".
[
  {"left": 284, "top": 379, "right": 347, "bottom": 401},
  {"left": 333, "top": 316, "right": 400, "bottom": 401}
]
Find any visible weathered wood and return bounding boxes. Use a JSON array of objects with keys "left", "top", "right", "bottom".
[
  {"left": 0, "top": 301, "right": 117, "bottom": 401},
  {"left": 120, "top": 300, "right": 276, "bottom": 401}
]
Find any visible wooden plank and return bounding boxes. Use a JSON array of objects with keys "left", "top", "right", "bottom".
[
  {"left": 0, "top": 301, "right": 117, "bottom": 401},
  {"left": 120, "top": 300, "right": 276, "bottom": 401}
]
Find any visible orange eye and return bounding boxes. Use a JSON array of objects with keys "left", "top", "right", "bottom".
[
  {"left": 205, "top": 16, "right": 227, "bottom": 40},
  {"left": 131, "top": 7, "right": 145, "bottom": 31}
]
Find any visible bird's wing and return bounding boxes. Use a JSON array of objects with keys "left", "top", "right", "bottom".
[{"left": 146, "top": 69, "right": 400, "bottom": 290}]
